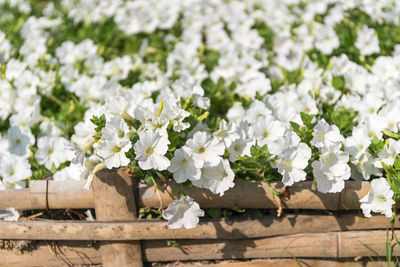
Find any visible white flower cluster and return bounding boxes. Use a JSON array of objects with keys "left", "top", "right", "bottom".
[
  {"left": 311, "top": 120, "right": 350, "bottom": 193},
  {"left": 0, "top": 0, "right": 399, "bottom": 227}
]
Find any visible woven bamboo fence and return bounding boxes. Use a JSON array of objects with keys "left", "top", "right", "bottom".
[{"left": 0, "top": 168, "right": 397, "bottom": 266}]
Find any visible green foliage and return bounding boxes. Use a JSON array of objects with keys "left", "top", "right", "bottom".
[
  {"left": 28, "top": 151, "right": 51, "bottom": 180},
  {"left": 90, "top": 114, "right": 106, "bottom": 141},
  {"left": 199, "top": 48, "right": 220, "bottom": 72},
  {"left": 368, "top": 137, "right": 384, "bottom": 157},
  {"left": 253, "top": 20, "right": 274, "bottom": 51},
  {"left": 232, "top": 144, "right": 279, "bottom": 182},
  {"left": 138, "top": 207, "right": 162, "bottom": 219},
  {"left": 322, "top": 107, "right": 358, "bottom": 137},
  {"left": 201, "top": 78, "right": 236, "bottom": 118},
  {"left": 206, "top": 208, "right": 222, "bottom": 219},
  {"left": 331, "top": 75, "right": 347, "bottom": 93},
  {"left": 382, "top": 157, "right": 400, "bottom": 202},
  {"left": 290, "top": 112, "right": 316, "bottom": 146}
]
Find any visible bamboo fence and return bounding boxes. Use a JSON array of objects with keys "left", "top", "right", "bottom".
[{"left": 0, "top": 168, "right": 397, "bottom": 267}]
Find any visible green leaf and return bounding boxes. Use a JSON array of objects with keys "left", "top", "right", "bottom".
[
  {"left": 382, "top": 162, "right": 396, "bottom": 177},
  {"left": 394, "top": 157, "right": 400, "bottom": 170},
  {"left": 207, "top": 208, "right": 222, "bottom": 219},
  {"left": 50, "top": 163, "right": 57, "bottom": 174},
  {"left": 300, "top": 112, "right": 314, "bottom": 126},
  {"left": 250, "top": 209, "right": 263, "bottom": 219},
  {"left": 250, "top": 145, "right": 258, "bottom": 157},
  {"left": 90, "top": 114, "right": 106, "bottom": 132},
  {"left": 290, "top": 121, "right": 301, "bottom": 135}
]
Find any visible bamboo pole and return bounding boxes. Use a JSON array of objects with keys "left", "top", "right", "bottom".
[
  {"left": 143, "top": 230, "right": 400, "bottom": 261},
  {"left": 201, "top": 259, "right": 391, "bottom": 267},
  {"left": 139, "top": 180, "right": 371, "bottom": 210},
  {"left": 0, "top": 180, "right": 371, "bottom": 211},
  {"left": 1, "top": 230, "right": 397, "bottom": 265},
  {"left": 0, "top": 241, "right": 101, "bottom": 266},
  {"left": 0, "top": 214, "right": 395, "bottom": 241},
  {"left": 0, "top": 180, "right": 94, "bottom": 210},
  {"left": 92, "top": 169, "right": 143, "bottom": 267}
]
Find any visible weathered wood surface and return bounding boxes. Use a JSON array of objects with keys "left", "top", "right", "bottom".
[
  {"left": 139, "top": 179, "right": 370, "bottom": 210},
  {"left": 0, "top": 180, "right": 94, "bottom": 210},
  {"left": 92, "top": 169, "right": 143, "bottom": 267},
  {"left": 0, "top": 241, "right": 101, "bottom": 266},
  {"left": 0, "top": 179, "right": 371, "bottom": 210},
  {"left": 142, "top": 230, "right": 400, "bottom": 261},
  {"left": 0, "top": 214, "right": 395, "bottom": 240},
  {"left": 194, "top": 259, "right": 391, "bottom": 267},
  {"left": 0, "top": 230, "right": 398, "bottom": 266}
]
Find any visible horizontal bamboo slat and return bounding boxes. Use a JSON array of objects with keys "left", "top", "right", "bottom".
[
  {"left": 192, "top": 259, "right": 392, "bottom": 267},
  {"left": 0, "top": 214, "right": 394, "bottom": 241},
  {"left": 0, "top": 230, "right": 397, "bottom": 265},
  {"left": 0, "top": 180, "right": 371, "bottom": 210}
]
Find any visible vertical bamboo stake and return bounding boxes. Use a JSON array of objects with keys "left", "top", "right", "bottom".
[{"left": 93, "top": 168, "right": 143, "bottom": 267}]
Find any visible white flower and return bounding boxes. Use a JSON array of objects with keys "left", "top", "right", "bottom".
[
  {"left": 0, "top": 80, "right": 15, "bottom": 120},
  {"left": 5, "top": 126, "right": 35, "bottom": 158},
  {"left": 227, "top": 137, "right": 253, "bottom": 162},
  {"left": 311, "top": 119, "right": 343, "bottom": 151},
  {"left": 71, "top": 120, "right": 96, "bottom": 147},
  {"left": 53, "top": 163, "right": 89, "bottom": 181},
  {"left": 374, "top": 139, "right": 400, "bottom": 168},
  {"left": 360, "top": 178, "right": 395, "bottom": 218},
  {"left": 193, "top": 158, "right": 235, "bottom": 196},
  {"left": 183, "top": 131, "right": 225, "bottom": 168},
  {"left": 162, "top": 196, "right": 204, "bottom": 229},
  {"left": 276, "top": 143, "right": 311, "bottom": 186},
  {"left": 312, "top": 149, "right": 351, "bottom": 193},
  {"left": 101, "top": 117, "right": 130, "bottom": 141},
  {"left": 36, "top": 136, "right": 75, "bottom": 170},
  {"left": 314, "top": 23, "right": 339, "bottom": 54},
  {"left": 268, "top": 129, "right": 301, "bottom": 156},
  {"left": 355, "top": 26, "right": 380, "bottom": 56},
  {"left": 344, "top": 127, "right": 371, "bottom": 164},
  {"left": 213, "top": 119, "right": 239, "bottom": 148},
  {"left": 97, "top": 138, "right": 132, "bottom": 169},
  {"left": 134, "top": 130, "right": 170, "bottom": 171},
  {"left": 168, "top": 148, "right": 200, "bottom": 183},
  {"left": 253, "top": 115, "right": 285, "bottom": 148},
  {"left": 0, "top": 154, "right": 31, "bottom": 188},
  {"left": 0, "top": 208, "right": 19, "bottom": 221}
]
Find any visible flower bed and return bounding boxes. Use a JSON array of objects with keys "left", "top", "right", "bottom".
[{"left": 1, "top": 0, "right": 400, "bottom": 265}]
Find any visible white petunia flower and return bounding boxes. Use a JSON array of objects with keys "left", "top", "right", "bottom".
[
  {"left": 344, "top": 127, "right": 371, "bottom": 164},
  {"left": 360, "top": 178, "right": 395, "bottom": 218},
  {"left": 183, "top": 131, "right": 225, "bottom": 168},
  {"left": 311, "top": 119, "right": 343, "bottom": 151},
  {"left": 193, "top": 158, "right": 235, "bottom": 196},
  {"left": 101, "top": 117, "right": 130, "bottom": 141},
  {"left": 5, "top": 126, "right": 35, "bottom": 158},
  {"left": 213, "top": 119, "right": 239, "bottom": 148},
  {"left": 162, "top": 196, "right": 204, "bottom": 229},
  {"left": 0, "top": 208, "right": 19, "bottom": 221},
  {"left": 97, "top": 138, "right": 132, "bottom": 169},
  {"left": 134, "top": 130, "right": 170, "bottom": 171},
  {"left": 227, "top": 137, "right": 253, "bottom": 162},
  {"left": 276, "top": 143, "right": 311, "bottom": 186},
  {"left": 53, "top": 163, "right": 89, "bottom": 181},
  {"left": 168, "top": 148, "right": 200, "bottom": 183},
  {"left": 374, "top": 139, "right": 400, "bottom": 168},
  {"left": 268, "top": 129, "right": 301, "bottom": 156},
  {"left": 0, "top": 154, "right": 31, "bottom": 189},
  {"left": 355, "top": 26, "right": 380, "bottom": 56},
  {"left": 253, "top": 115, "right": 285, "bottom": 149},
  {"left": 312, "top": 149, "right": 351, "bottom": 193},
  {"left": 36, "top": 136, "right": 75, "bottom": 170}
]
